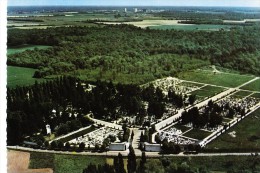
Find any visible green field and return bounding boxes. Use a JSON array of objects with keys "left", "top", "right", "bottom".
[
  {"left": 189, "top": 85, "right": 225, "bottom": 98},
  {"left": 7, "top": 66, "right": 46, "bottom": 88},
  {"left": 183, "top": 129, "right": 212, "bottom": 140},
  {"left": 29, "top": 152, "right": 106, "bottom": 173},
  {"left": 205, "top": 108, "right": 260, "bottom": 152},
  {"left": 149, "top": 24, "right": 235, "bottom": 31},
  {"left": 241, "top": 78, "right": 260, "bottom": 92},
  {"left": 7, "top": 45, "right": 51, "bottom": 55},
  {"left": 180, "top": 70, "right": 254, "bottom": 87}
]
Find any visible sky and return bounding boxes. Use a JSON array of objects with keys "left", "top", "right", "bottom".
[{"left": 7, "top": 0, "right": 260, "bottom": 7}]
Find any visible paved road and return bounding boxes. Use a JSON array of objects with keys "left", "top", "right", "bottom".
[{"left": 7, "top": 146, "right": 259, "bottom": 157}]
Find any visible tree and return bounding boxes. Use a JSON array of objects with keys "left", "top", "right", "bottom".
[
  {"left": 65, "top": 142, "right": 71, "bottom": 150},
  {"left": 138, "top": 152, "right": 146, "bottom": 173},
  {"left": 57, "top": 141, "right": 64, "bottom": 149},
  {"left": 144, "top": 159, "right": 165, "bottom": 173},
  {"left": 127, "top": 145, "right": 137, "bottom": 173},
  {"left": 188, "top": 94, "right": 196, "bottom": 105},
  {"left": 50, "top": 141, "right": 57, "bottom": 149},
  {"left": 117, "top": 153, "right": 126, "bottom": 173},
  {"left": 79, "top": 142, "right": 85, "bottom": 151}
]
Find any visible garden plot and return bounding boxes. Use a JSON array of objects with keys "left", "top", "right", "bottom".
[
  {"left": 143, "top": 77, "right": 203, "bottom": 95},
  {"left": 68, "top": 127, "right": 122, "bottom": 147}
]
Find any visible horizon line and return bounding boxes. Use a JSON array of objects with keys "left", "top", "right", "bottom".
[{"left": 7, "top": 5, "right": 260, "bottom": 8}]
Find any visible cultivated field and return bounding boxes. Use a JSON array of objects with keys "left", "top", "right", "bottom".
[
  {"left": 179, "top": 70, "right": 254, "bottom": 88},
  {"left": 205, "top": 108, "right": 260, "bottom": 152}
]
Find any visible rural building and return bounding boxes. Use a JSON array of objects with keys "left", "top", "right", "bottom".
[
  {"left": 144, "top": 142, "right": 161, "bottom": 152},
  {"left": 109, "top": 142, "right": 129, "bottom": 151}
]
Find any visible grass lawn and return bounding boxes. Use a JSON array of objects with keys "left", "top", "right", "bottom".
[
  {"left": 241, "top": 78, "right": 260, "bottom": 92},
  {"left": 183, "top": 129, "right": 212, "bottom": 140},
  {"left": 7, "top": 66, "right": 46, "bottom": 88},
  {"left": 29, "top": 152, "right": 106, "bottom": 173},
  {"left": 179, "top": 70, "right": 254, "bottom": 88},
  {"left": 205, "top": 108, "right": 260, "bottom": 152},
  {"left": 189, "top": 85, "right": 225, "bottom": 98},
  {"left": 7, "top": 45, "right": 51, "bottom": 55}
]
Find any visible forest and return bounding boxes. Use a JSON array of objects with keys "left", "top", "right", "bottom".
[{"left": 7, "top": 24, "right": 260, "bottom": 85}]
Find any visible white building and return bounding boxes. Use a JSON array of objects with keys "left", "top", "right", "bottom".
[
  {"left": 124, "top": 8, "right": 127, "bottom": 13},
  {"left": 144, "top": 142, "right": 161, "bottom": 152},
  {"left": 46, "top": 124, "right": 51, "bottom": 135},
  {"left": 134, "top": 8, "right": 138, "bottom": 13},
  {"left": 109, "top": 142, "right": 129, "bottom": 151}
]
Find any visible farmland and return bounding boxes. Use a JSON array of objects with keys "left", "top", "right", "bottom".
[
  {"left": 205, "top": 108, "right": 260, "bottom": 152},
  {"left": 179, "top": 70, "right": 254, "bottom": 88}
]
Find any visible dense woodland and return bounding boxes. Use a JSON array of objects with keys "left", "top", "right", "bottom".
[
  {"left": 7, "top": 76, "right": 191, "bottom": 145},
  {"left": 7, "top": 24, "right": 260, "bottom": 85}
]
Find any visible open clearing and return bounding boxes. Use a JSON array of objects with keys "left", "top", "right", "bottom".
[
  {"left": 7, "top": 45, "right": 51, "bottom": 55},
  {"left": 240, "top": 78, "right": 260, "bottom": 92},
  {"left": 179, "top": 70, "right": 254, "bottom": 88},
  {"left": 7, "top": 66, "right": 46, "bottom": 88},
  {"left": 205, "top": 108, "right": 260, "bottom": 152}
]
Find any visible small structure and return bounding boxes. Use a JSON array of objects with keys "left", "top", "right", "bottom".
[
  {"left": 109, "top": 142, "right": 129, "bottom": 151},
  {"left": 46, "top": 124, "right": 51, "bottom": 135},
  {"left": 144, "top": 142, "right": 161, "bottom": 152}
]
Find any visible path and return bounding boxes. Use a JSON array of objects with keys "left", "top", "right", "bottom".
[
  {"left": 7, "top": 146, "right": 259, "bottom": 157},
  {"left": 130, "top": 128, "right": 143, "bottom": 155}
]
